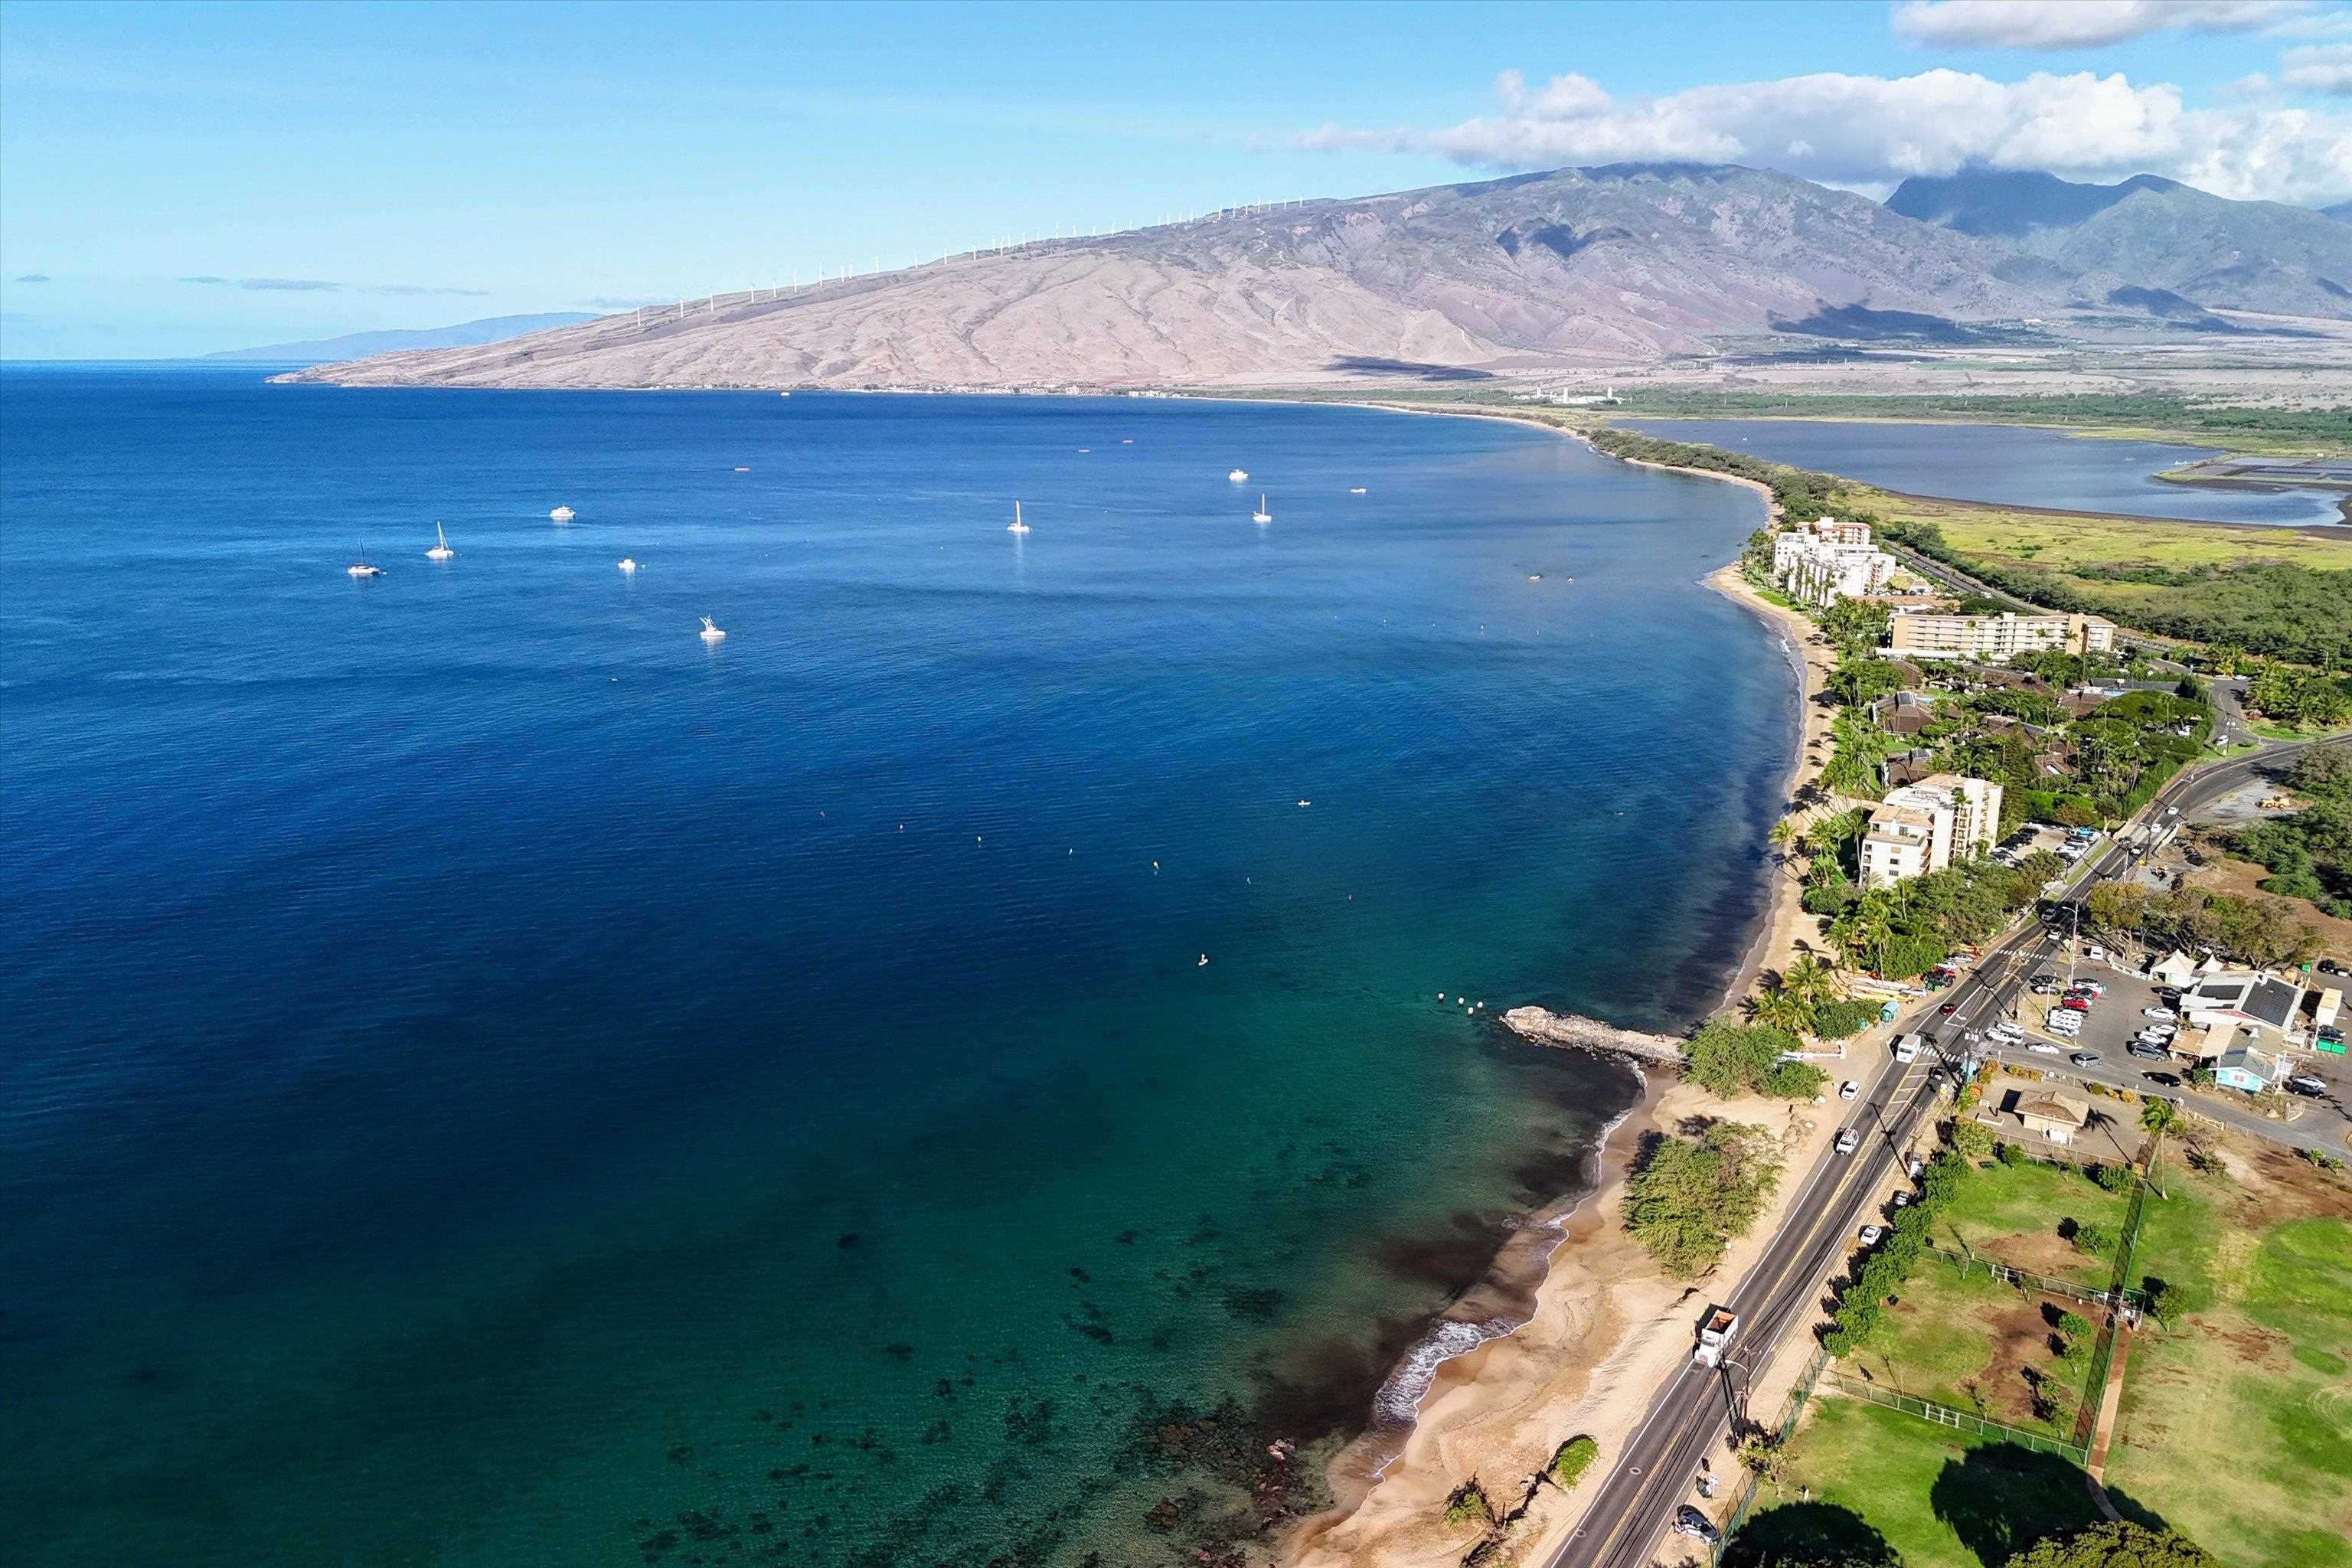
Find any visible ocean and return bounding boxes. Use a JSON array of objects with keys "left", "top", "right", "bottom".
[{"left": 0, "top": 368, "right": 1789, "bottom": 1567}]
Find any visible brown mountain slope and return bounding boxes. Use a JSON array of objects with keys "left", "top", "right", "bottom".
[{"left": 283, "top": 162, "right": 2061, "bottom": 390}]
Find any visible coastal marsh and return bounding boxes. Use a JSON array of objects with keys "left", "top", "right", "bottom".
[{"left": 1878, "top": 492, "right": 2352, "bottom": 574}]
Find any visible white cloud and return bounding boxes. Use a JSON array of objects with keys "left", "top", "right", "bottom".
[
  {"left": 1298, "top": 67, "right": 2352, "bottom": 205},
  {"left": 2281, "top": 42, "right": 2352, "bottom": 89},
  {"left": 1890, "top": 1, "right": 2314, "bottom": 49}
]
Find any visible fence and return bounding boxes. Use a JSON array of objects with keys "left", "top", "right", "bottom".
[
  {"left": 1926, "top": 1244, "right": 2148, "bottom": 1310},
  {"left": 2072, "top": 1148, "right": 2157, "bottom": 1446},
  {"left": 1707, "top": 1342, "right": 1834, "bottom": 1565},
  {"left": 1823, "top": 1371, "right": 2089, "bottom": 1462}
]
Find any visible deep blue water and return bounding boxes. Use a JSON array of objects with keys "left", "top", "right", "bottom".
[
  {"left": 1623, "top": 417, "right": 2347, "bottom": 527},
  {"left": 2, "top": 367, "right": 1789, "bottom": 1567}
]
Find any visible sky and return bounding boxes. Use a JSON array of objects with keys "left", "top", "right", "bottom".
[{"left": 5, "top": 0, "right": 2351, "bottom": 358}]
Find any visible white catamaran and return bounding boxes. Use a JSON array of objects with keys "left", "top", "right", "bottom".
[
  {"left": 1007, "top": 501, "right": 1031, "bottom": 534},
  {"left": 1250, "top": 494, "right": 1272, "bottom": 524},
  {"left": 426, "top": 522, "right": 454, "bottom": 561}
]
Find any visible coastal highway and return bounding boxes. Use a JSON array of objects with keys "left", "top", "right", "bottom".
[{"left": 1550, "top": 734, "right": 2342, "bottom": 1568}]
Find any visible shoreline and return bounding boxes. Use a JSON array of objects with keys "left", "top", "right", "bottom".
[{"left": 1277, "top": 403, "right": 1835, "bottom": 1566}]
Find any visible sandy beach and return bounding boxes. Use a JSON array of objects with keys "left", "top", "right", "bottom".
[{"left": 1279, "top": 428, "right": 1855, "bottom": 1567}]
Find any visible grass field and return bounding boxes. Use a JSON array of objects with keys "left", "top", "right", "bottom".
[
  {"left": 2105, "top": 1153, "right": 2352, "bottom": 1568},
  {"left": 1729, "top": 1397, "right": 2108, "bottom": 1568},
  {"left": 1932, "top": 1155, "right": 2133, "bottom": 1292},
  {"left": 1867, "top": 491, "right": 2352, "bottom": 573}
]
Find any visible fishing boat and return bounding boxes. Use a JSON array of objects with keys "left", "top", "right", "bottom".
[
  {"left": 699, "top": 616, "right": 727, "bottom": 642},
  {"left": 426, "top": 522, "right": 454, "bottom": 561},
  {"left": 1251, "top": 494, "right": 1272, "bottom": 524},
  {"left": 1227, "top": 468, "right": 1248, "bottom": 482},
  {"left": 618, "top": 557, "right": 639, "bottom": 574},
  {"left": 550, "top": 505, "right": 576, "bottom": 523},
  {"left": 1006, "top": 501, "right": 1031, "bottom": 534}
]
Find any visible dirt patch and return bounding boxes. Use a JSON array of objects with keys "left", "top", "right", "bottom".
[
  {"left": 2247, "top": 1143, "right": 2352, "bottom": 1223},
  {"left": 2184, "top": 850, "right": 2352, "bottom": 962},
  {"left": 1974, "top": 1296, "right": 2078, "bottom": 1431},
  {"left": 2216, "top": 1324, "right": 2294, "bottom": 1374},
  {"left": 1981, "top": 1229, "right": 2099, "bottom": 1281}
]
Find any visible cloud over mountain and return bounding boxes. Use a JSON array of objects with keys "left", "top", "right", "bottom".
[{"left": 1299, "top": 65, "right": 2352, "bottom": 205}]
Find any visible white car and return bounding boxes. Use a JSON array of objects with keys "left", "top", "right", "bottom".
[
  {"left": 1836, "top": 1129, "right": 1861, "bottom": 1155},
  {"left": 2029, "top": 1042, "right": 2066, "bottom": 1056},
  {"left": 1859, "top": 1224, "right": 1885, "bottom": 1245},
  {"left": 2086, "top": 945, "right": 2109, "bottom": 962},
  {"left": 2144, "top": 1007, "right": 2177, "bottom": 1021},
  {"left": 1839, "top": 1080, "right": 1860, "bottom": 1101}
]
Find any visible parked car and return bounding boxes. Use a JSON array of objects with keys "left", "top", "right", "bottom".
[
  {"left": 2285, "top": 1075, "right": 2328, "bottom": 1098},
  {"left": 2030, "top": 1042, "right": 2066, "bottom": 1057},
  {"left": 1859, "top": 1223, "right": 1885, "bottom": 1245},
  {"left": 2128, "top": 1043, "right": 2169, "bottom": 1060},
  {"left": 2144, "top": 1072, "right": 2180, "bottom": 1088},
  {"left": 1906, "top": 1156, "right": 1924, "bottom": 1179},
  {"left": 2086, "top": 944, "right": 2109, "bottom": 962},
  {"left": 1673, "top": 1505, "right": 1722, "bottom": 1544},
  {"left": 2145, "top": 1007, "right": 2177, "bottom": 1021},
  {"left": 1891, "top": 1191, "right": 1912, "bottom": 1208},
  {"left": 2070, "top": 1051, "right": 2102, "bottom": 1067},
  {"left": 2060, "top": 998, "right": 2091, "bottom": 1012},
  {"left": 2074, "top": 981, "right": 2107, "bottom": 996},
  {"left": 1839, "top": 1080, "right": 1860, "bottom": 1101}
]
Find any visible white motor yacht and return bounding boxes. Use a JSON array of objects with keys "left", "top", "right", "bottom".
[
  {"left": 1227, "top": 468, "right": 1248, "bottom": 482},
  {"left": 550, "top": 505, "right": 576, "bottom": 523},
  {"left": 618, "top": 557, "right": 639, "bottom": 574}
]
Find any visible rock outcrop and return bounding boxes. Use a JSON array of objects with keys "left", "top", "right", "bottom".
[{"left": 1500, "top": 1007, "right": 1684, "bottom": 1066}]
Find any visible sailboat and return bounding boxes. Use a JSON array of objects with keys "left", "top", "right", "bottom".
[
  {"left": 426, "top": 522, "right": 454, "bottom": 561},
  {"left": 347, "top": 546, "right": 381, "bottom": 578},
  {"left": 1251, "top": 494, "right": 1272, "bottom": 524},
  {"left": 1006, "top": 501, "right": 1031, "bottom": 534},
  {"left": 699, "top": 616, "right": 727, "bottom": 642}
]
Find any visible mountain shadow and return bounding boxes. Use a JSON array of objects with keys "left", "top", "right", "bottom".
[
  {"left": 1769, "top": 303, "right": 2023, "bottom": 345},
  {"left": 1324, "top": 358, "right": 1494, "bottom": 381}
]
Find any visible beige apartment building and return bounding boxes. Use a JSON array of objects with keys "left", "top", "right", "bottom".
[
  {"left": 1860, "top": 772, "right": 2005, "bottom": 890},
  {"left": 1884, "top": 610, "right": 2116, "bottom": 663}
]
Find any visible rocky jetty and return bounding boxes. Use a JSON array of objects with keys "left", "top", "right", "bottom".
[{"left": 1500, "top": 1008, "right": 1684, "bottom": 1067}]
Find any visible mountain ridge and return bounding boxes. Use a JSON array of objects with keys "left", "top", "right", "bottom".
[
  {"left": 280, "top": 164, "right": 2349, "bottom": 390},
  {"left": 212, "top": 312, "right": 595, "bottom": 363}
]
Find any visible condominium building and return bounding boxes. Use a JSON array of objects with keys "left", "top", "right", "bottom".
[
  {"left": 1858, "top": 772, "right": 2005, "bottom": 889},
  {"left": 1883, "top": 610, "right": 2116, "bottom": 664},
  {"left": 1770, "top": 516, "right": 1897, "bottom": 606}
]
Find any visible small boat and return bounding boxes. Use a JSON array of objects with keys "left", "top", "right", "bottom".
[
  {"left": 1121, "top": 439, "right": 1133, "bottom": 445},
  {"left": 1296, "top": 799, "right": 1312, "bottom": 808},
  {"left": 1227, "top": 468, "right": 1249, "bottom": 482},
  {"left": 778, "top": 391, "right": 792, "bottom": 398},
  {"left": 1197, "top": 954, "right": 1209, "bottom": 968},
  {"left": 347, "top": 557, "right": 381, "bottom": 578},
  {"left": 1251, "top": 494, "right": 1272, "bottom": 524},
  {"left": 1528, "top": 573, "right": 1542, "bottom": 582},
  {"left": 1007, "top": 501, "right": 1031, "bottom": 535},
  {"left": 1349, "top": 487, "right": 1367, "bottom": 495},
  {"left": 618, "top": 557, "right": 639, "bottom": 574},
  {"left": 699, "top": 616, "right": 726, "bottom": 642},
  {"left": 426, "top": 522, "right": 454, "bottom": 561},
  {"left": 1077, "top": 447, "right": 1090, "bottom": 453},
  {"left": 550, "top": 505, "right": 576, "bottom": 523},
  {"left": 733, "top": 466, "right": 750, "bottom": 473}
]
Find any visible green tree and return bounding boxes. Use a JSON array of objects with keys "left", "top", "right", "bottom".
[
  {"left": 2004, "top": 1520, "right": 2219, "bottom": 1568},
  {"left": 1623, "top": 1121, "right": 1785, "bottom": 1278}
]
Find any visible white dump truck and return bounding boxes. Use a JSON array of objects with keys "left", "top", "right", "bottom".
[{"left": 1694, "top": 1307, "right": 1739, "bottom": 1367}]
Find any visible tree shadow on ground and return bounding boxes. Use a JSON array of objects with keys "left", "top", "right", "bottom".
[
  {"left": 1723, "top": 1502, "right": 1896, "bottom": 1568},
  {"left": 1927, "top": 1442, "right": 2109, "bottom": 1564}
]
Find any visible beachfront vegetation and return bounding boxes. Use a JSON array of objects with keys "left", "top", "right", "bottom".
[
  {"left": 1546, "top": 1435, "right": 1598, "bottom": 1491},
  {"left": 1623, "top": 1120, "right": 1783, "bottom": 1279},
  {"left": 1441, "top": 1478, "right": 1492, "bottom": 1529},
  {"left": 2243, "top": 663, "right": 2352, "bottom": 731},
  {"left": 2230, "top": 747, "right": 2352, "bottom": 918},
  {"left": 1684, "top": 1017, "right": 1830, "bottom": 1099},
  {"left": 1589, "top": 424, "right": 2352, "bottom": 666}
]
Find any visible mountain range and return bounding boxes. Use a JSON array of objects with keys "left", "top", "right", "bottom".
[
  {"left": 279, "top": 164, "right": 2352, "bottom": 390},
  {"left": 213, "top": 312, "right": 594, "bottom": 363}
]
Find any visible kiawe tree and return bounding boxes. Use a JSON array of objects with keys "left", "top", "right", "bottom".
[{"left": 2003, "top": 1520, "right": 2217, "bottom": 1568}]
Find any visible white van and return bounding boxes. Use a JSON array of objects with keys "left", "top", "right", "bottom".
[{"left": 1892, "top": 1035, "right": 1920, "bottom": 1063}]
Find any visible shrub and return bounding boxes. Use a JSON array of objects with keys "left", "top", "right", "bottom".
[
  {"left": 2092, "top": 1163, "right": 2136, "bottom": 1194},
  {"left": 1996, "top": 1141, "right": 2027, "bottom": 1166},
  {"left": 2069, "top": 1222, "right": 2118, "bottom": 1259},
  {"left": 1624, "top": 1122, "right": 1785, "bottom": 1278},
  {"left": 1952, "top": 1122, "right": 1995, "bottom": 1158},
  {"left": 1682, "top": 1018, "right": 1810, "bottom": 1099},
  {"left": 1442, "top": 1479, "right": 1492, "bottom": 1528},
  {"left": 1808, "top": 998, "right": 1882, "bottom": 1040},
  {"left": 1547, "top": 1436, "right": 1598, "bottom": 1491}
]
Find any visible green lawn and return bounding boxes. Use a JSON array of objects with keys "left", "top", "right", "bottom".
[
  {"left": 1730, "top": 1397, "right": 2105, "bottom": 1568},
  {"left": 2109, "top": 1160, "right": 2352, "bottom": 1568},
  {"left": 1841, "top": 1257, "right": 2086, "bottom": 1438},
  {"left": 1934, "top": 1155, "right": 2134, "bottom": 1292}
]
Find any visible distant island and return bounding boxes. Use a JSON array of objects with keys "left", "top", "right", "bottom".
[{"left": 207, "top": 312, "right": 594, "bottom": 364}]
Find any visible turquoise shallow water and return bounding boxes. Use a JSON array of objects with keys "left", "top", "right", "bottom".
[{"left": 0, "top": 370, "right": 1788, "bottom": 1566}]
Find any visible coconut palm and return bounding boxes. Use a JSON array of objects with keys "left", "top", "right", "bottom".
[{"left": 1785, "top": 952, "right": 1843, "bottom": 1006}]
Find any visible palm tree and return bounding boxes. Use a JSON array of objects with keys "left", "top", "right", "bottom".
[
  {"left": 2139, "top": 1099, "right": 2180, "bottom": 1138},
  {"left": 1785, "top": 952, "right": 1842, "bottom": 1006}
]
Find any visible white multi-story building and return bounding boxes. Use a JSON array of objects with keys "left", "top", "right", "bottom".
[
  {"left": 1772, "top": 517, "right": 1892, "bottom": 600},
  {"left": 1859, "top": 773, "right": 2005, "bottom": 889},
  {"left": 1884, "top": 610, "right": 2116, "bottom": 663},
  {"left": 1770, "top": 516, "right": 1897, "bottom": 606}
]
